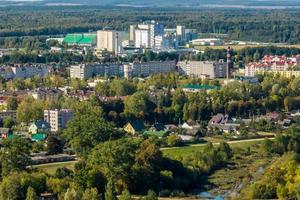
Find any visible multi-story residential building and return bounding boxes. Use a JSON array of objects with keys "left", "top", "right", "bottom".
[
  {"left": 69, "top": 64, "right": 95, "bottom": 79},
  {"left": 129, "top": 25, "right": 136, "bottom": 42},
  {"left": 30, "top": 88, "right": 63, "bottom": 101},
  {"left": 0, "top": 64, "right": 49, "bottom": 80},
  {"left": 0, "top": 110, "right": 17, "bottom": 122},
  {"left": 124, "top": 61, "right": 176, "bottom": 78},
  {"left": 135, "top": 29, "right": 150, "bottom": 48},
  {"left": 131, "top": 20, "right": 164, "bottom": 49},
  {"left": 97, "top": 30, "right": 119, "bottom": 55},
  {"left": 177, "top": 61, "right": 227, "bottom": 79},
  {"left": 245, "top": 55, "right": 300, "bottom": 77},
  {"left": 44, "top": 109, "right": 74, "bottom": 132},
  {"left": 69, "top": 63, "right": 124, "bottom": 79},
  {"left": 176, "top": 25, "right": 186, "bottom": 44}
]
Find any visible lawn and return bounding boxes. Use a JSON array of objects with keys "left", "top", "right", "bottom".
[
  {"left": 162, "top": 139, "right": 265, "bottom": 160},
  {"left": 32, "top": 161, "right": 77, "bottom": 175}
]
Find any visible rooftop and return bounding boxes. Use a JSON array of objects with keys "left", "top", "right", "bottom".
[{"left": 182, "top": 84, "right": 220, "bottom": 90}]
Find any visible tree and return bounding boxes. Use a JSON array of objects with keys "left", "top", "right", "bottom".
[
  {"left": 144, "top": 190, "right": 157, "bottom": 200},
  {"left": 64, "top": 188, "right": 80, "bottom": 200},
  {"left": 16, "top": 97, "right": 44, "bottom": 124},
  {"left": 0, "top": 137, "right": 31, "bottom": 176},
  {"left": 64, "top": 109, "right": 121, "bottom": 157},
  {"left": 87, "top": 139, "right": 137, "bottom": 189},
  {"left": 82, "top": 188, "right": 100, "bottom": 200},
  {"left": 26, "top": 187, "right": 38, "bottom": 200},
  {"left": 124, "top": 92, "right": 149, "bottom": 118},
  {"left": 166, "top": 135, "right": 183, "bottom": 147},
  {"left": 104, "top": 180, "right": 117, "bottom": 200},
  {"left": 119, "top": 189, "right": 132, "bottom": 200},
  {"left": 6, "top": 97, "right": 18, "bottom": 110},
  {"left": 3, "top": 117, "right": 14, "bottom": 128},
  {"left": 46, "top": 135, "right": 64, "bottom": 155}
]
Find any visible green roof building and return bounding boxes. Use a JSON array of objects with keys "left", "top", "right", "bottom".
[
  {"left": 182, "top": 84, "right": 220, "bottom": 92},
  {"left": 31, "top": 133, "right": 47, "bottom": 142},
  {"left": 143, "top": 130, "right": 168, "bottom": 138},
  {"left": 63, "top": 33, "right": 96, "bottom": 47}
]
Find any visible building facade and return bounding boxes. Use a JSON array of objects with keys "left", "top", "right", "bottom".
[
  {"left": 44, "top": 109, "right": 74, "bottom": 132},
  {"left": 97, "top": 30, "right": 119, "bottom": 54},
  {"left": 0, "top": 64, "right": 49, "bottom": 80},
  {"left": 124, "top": 61, "right": 176, "bottom": 78},
  {"left": 177, "top": 61, "right": 227, "bottom": 79},
  {"left": 70, "top": 63, "right": 124, "bottom": 79}
]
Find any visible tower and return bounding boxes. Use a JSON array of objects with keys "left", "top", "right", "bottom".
[{"left": 226, "top": 46, "right": 231, "bottom": 79}]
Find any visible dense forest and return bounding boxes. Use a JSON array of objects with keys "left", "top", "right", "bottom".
[{"left": 1, "top": 7, "right": 300, "bottom": 43}]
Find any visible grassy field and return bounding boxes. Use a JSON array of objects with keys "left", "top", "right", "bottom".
[
  {"left": 32, "top": 161, "right": 77, "bottom": 174},
  {"left": 162, "top": 139, "right": 265, "bottom": 160}
]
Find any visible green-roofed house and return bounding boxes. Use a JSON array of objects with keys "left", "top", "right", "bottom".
[
  {"left": 63, "top": 33, "right": 97, "bottom": 47},
  {"left": 31, "top": 133, "right": 47, "bottom": 142},
  {"left": 182, "top": 84, "right": 220, "bottom": 93}
]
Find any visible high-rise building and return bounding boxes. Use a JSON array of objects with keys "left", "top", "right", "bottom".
[
  {"left": 132, "top": 20, "right": 164, "bottom": 49},
  {"left": 176, "top": 25, "right": 186, "bottom": 41},
  {"left": 135, "top": 29, "right": 150, "bottom": 48},
  {"left": 97, "top": 30, "right": 119, "bottom": 55},
  {"left": 150, "top": 21, "right": 164, "bottom": 48},
  {"left": 44, "top": 109, "right": 73, "bottom": 132},
  {"left": 129, "top": 25, "right": 136, "bottom": 42}
]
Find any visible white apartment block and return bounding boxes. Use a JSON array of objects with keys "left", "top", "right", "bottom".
[
  {"left": 124, "top": 61, "right": 176, "bottom": 78},
  {"left": 135, "top": 29, "right": 150, "bottom": 48},
  {"left": 70, "top": 64, "right": 124, "bottom": 79},
  {"left": 97, "top": 30, "right": 119, "bottom": 54},
  {"left": 0, "top": 64, "right": 49, "bottom": 80},
  {"left": 69, "top": 64, "right": 95, "bottom": 79},
  {"left": 44, "top": 109, "right": 73, "bottom": 132},
  {"left": 177, "top": 61, "right": 227, "bottom": 79},
  {"left": 132, "top": 21, "right": 164, "bottom": 49}
]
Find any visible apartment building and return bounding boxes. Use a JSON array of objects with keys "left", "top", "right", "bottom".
[
  {"left": 245, "top": 55, "right": 300, "bottom": 77},
  {"left": 177, "top": 61, "right": 227, "bottom": 79},
  {"left": 124, "top": 61, "right": 176, "bottom": 78},
  {"left": 0, "top": 64, "right": 49, "bottom": 80},
  {"left": 44, "top": 109, "right": 74, "bottom": 132},
  {"left": 0, "top": 110, "right": 17, "bottom": 122},
  {"left": 97, "top": 30, "right": 119, "bottom": 55},
  {"left": 69, "top": 63, "right": 124, "bottom": 79}
]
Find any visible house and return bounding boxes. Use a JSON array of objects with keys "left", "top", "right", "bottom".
[
  {"left": 165, "top": 124, "right": 178, "bottom": 132},
  {"left": 150, "top": 123, "right": 166, "bottom": 132},
  {"left": 123, "top": 121, "right": 145, "bottom": 135},
  {"left": 266, "top": 112, "right": 281, "bottom": 122},
  {"left": 28, "top": 120, "right": 51, "bottom": 134},
  {"left": 182, "top": 121, "right": 200, "bottom": 129},
  {"left": 0, "top": 128, "right": 12, "bottom": 138},
  {"left": 209, "top": 113, "right": 229, "bottom": 125}
]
